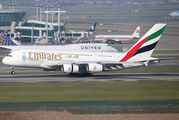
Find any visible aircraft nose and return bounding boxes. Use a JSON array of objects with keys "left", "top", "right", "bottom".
[
  {"left": 2, "top": 57, "right": 11, "bottom": 65},
  {"left": 2, "top": 57, "right": 7, "bottom": 64}
]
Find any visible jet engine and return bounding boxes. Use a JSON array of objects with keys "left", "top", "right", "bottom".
[
  {"left": 87, "top": 63, "right": 103, "bottom": 72},
  {"left": 62, "top": 64, "right": 79, "bottom": 73}
]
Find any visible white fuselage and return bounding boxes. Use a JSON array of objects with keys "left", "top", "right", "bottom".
[
  {"left": 2, "top": 49, "right": 146, "bottom": 73},
  {"left": 169, "top": 11, "right": 179, "bottom": 17},
  {"left": 41, "top": 11, "right": 67, "bottom": 15},
  {"left": 169, "top": 14, "right": 179, "bottom": 17},
  {"left": 0, "top": 43, "right": 118, "bottom": 53},
  {"left": 2, "top": 23, "right": 166, "bottom": 75},
  {"left": 11, "top": 40, "right": 21, "bottom": 45},
  {"left": 93, "top": 35, "right": 138, "bottom": 42},
  {"left": 3, "top": 49, "right": 122, "bottom": 66}
]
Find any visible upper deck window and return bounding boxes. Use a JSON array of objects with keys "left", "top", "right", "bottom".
[{"left": 7, "top": 55, "right": 12, "bottom": 57}]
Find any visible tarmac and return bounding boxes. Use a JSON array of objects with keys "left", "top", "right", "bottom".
[
  {"left": 0, "top": 73, "right": 179, "bottom": 83},
  {"left": 0, "top": 5, "right": 179, "bottom": 118}
]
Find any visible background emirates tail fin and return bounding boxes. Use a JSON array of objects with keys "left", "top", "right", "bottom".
[{"left": 132, "top": 26, "right": 140, "bottom": 38}]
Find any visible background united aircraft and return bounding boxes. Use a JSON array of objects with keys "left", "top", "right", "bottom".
[
  {"left": 2, "top": 23, "right": 166, "bottom": 76},
  {"left": 0, "top": 31, "right": 21, "bottom": 46},
  {"left": 0, "top": 31, "right": 117, "bottom": 53}
]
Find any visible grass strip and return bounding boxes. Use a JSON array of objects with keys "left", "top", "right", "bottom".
[{"left": 0, "top": 81, "right": 179, "bottom": 103}]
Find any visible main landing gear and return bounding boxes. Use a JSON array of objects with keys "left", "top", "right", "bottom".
[
  {"left": 11, "top": 71, "right": 15, "bottom": 75},
  {"left": 69, "top": 72, "right": 92, "bottom": 77}
]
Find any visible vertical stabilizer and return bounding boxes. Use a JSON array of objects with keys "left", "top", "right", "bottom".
[
  {"left": 120, "top": 23, "right": 166, "bottom": 62},
  {"left": 86, "top": 22, "right": 97, "bottom": 32},
  {"left": 63, "top": 21, "right": 67, "bottom": 32},
  {"left": 41, "top": 7, "right": 46, "bottom": 12},
  {"left": 132, "top": 26, "right": 140, "bottom": 38},
  {"left": 64, "top": 21, "right": 67, "bottom": 29}
]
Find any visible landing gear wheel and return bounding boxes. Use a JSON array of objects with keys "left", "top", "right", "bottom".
[
  {"left": 118, "top": 41, "right": 121, "bottom": 44},
  {"left": 77, "top": 72, "right": 92, "bottom": 77},
  {"left": 89, "top": 73, "right": 92, "bottom": 76},
  {"left": 11, "top": 71, "right": 15, "bottom": 75},
  {"left": 69, "top": 73, "right": 77, "bottom": 76},
  {"left": 77, "top": 73, "right": 82, "bottom": 77}
]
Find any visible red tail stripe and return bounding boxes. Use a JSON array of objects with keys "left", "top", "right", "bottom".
[{"left": 120, "top": 35, "right": 150, "bottom": 62}]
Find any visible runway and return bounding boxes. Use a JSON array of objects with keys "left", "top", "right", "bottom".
[
  {"left": 0, "top": 5, "right": 179, "bottom": 84},
  {"left": 0, "top": 73, "right": 179, "bottom": 83}
]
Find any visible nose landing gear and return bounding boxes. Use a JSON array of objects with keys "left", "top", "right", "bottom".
[
  {"left": 11, "top": 71, "right": 15, "bottom": 75},
  {"left": 10, "top": 66, "right": 15, "bottom": 75}
]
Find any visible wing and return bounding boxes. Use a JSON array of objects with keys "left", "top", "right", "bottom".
[
  {"left": 40, "top": 61, "right": 126, "bottom": 72},
  {"left": 40, "top": 58, "right": 162, "bottom": 72}
]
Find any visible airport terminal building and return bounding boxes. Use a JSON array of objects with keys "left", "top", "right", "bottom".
[
  {"left": 0, "top": 9, "right": 26, "bottom": 33},
  {"left": 0, "top": 8, "right": 65, "bottom": 43},
  {"left": 15, "top": 20, "right": 64, "bottom": 39},
  {"left": 0, "top": 7, "right": 88, "bottom": 44}
]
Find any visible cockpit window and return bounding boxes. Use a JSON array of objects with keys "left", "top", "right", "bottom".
[{"left": 7, "top": 55, "right": 12, "bottom": 57}]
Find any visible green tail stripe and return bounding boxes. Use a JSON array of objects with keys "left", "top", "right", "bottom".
[{"left": 145, "top": 25, "right": 166, "bottom": 43}]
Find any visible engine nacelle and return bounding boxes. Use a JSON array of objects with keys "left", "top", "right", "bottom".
[
  {"left": 62, "top": 64, "right": 79, "bottom": 73},
  {"left": 87, "top": 63, "right": 103, "bottom": 72}
]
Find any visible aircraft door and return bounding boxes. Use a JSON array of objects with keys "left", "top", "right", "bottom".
[
  {"left": 93, "top": 54, "right": 97, "bottom": 61},
  {"left": 113, "top": 54, "right": 118, "bottom": 61},
  {"left": 16, "top": 55, "right": 21, "bottom": 62}
]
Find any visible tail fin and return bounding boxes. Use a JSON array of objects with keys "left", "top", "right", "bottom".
[
  {"left": 120, "top": 23, "right": 167, "bottom": 62},
  {"left": 86, "top": 22, "right": 97, "bottom": 32},
  {"left": 0, "top": 31, "right": 18, "bottom": 46},
  {"left": 132, "top": 26, "right": 140, "bottom": 38},
  {"left": 63, "top": 21, "right": 67, "bottom": 32},
  {"left": 64, "top": 21, "right": 67, "bottom": 29},
  {"left": 41, "top": 7, "right": 46, "bottom": 12}
]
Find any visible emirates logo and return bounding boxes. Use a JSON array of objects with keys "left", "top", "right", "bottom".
[
  {"left": 93, "top": 66, "right": 97, "bottom": 71},
  {"left": 68, "top": 66, "right": 71, "bottom": 72}
]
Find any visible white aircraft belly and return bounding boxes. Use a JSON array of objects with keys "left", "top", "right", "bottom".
[{"left": 94, "top": 36, "right": 134, "bottom": 41}]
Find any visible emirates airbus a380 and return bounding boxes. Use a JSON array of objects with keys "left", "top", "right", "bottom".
[{"left": 2, "top": 23, "right": 166, "bottom": 76}]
